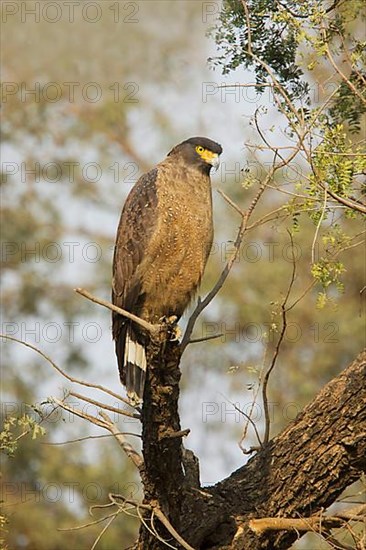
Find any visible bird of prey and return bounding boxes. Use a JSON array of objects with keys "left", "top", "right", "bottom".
[{"left": 112, "top": 137, "right": 222, "bottom": 404}]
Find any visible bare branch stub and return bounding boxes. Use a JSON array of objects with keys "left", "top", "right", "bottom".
[
  {"left": 74, "top": 287, "right": 159, "bottom": 335},
  {"left": 248, "top": 509, "right": 366, "bottom": 535}
]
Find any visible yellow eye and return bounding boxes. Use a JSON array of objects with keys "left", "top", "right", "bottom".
[{"left": 196, "top": 145, "right": 204, "bottom": 154}]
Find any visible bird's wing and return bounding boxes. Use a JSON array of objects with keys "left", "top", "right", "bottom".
[{"left": 112, "top": 167, "right": 158, "bottom": 340}]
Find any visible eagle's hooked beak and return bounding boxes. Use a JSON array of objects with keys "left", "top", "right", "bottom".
[
  {"left": 209, "top": 153, "right": 220, "bottom": 171},
  {"left": 200, "top": 149, "right": 221, "bottom": 171}
]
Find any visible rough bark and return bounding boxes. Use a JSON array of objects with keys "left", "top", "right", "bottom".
[
  {"left": 138, "top": 333, "right": 186, "bottom": 548},
  {"left": 137, "top": 344, "right": 366, "bottom": 549}
]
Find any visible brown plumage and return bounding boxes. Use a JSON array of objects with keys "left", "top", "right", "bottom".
[{"left": 112, "top": 137, "right": 222, "bottom": 404}]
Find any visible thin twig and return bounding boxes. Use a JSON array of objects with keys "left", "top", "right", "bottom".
[
  {"left": 217, "top": 83, "right": 273, "bottom": 88},
  {"left": 217, "top": 188, "right": 245, "bottom": 216},
  {"left": 90, "top": 510, "right": 120, "bottom": 550},
  {"left": 0, "top": 334, "right": 131, "bottom": 407},
  {"left": 322, "top": 535, "right": 354, "bottom": 550},
  {"left": 143, "top": 510, "right": 164, "bottom": 544},
  {"left": 112, "top": 495, "right": 173, "bottom": 549},
  {"left": 69, "top": 391, "right": 139, "bottom": 420},
  {"left": 287, "top": 281, "right": 316, "bottom": 312},
  {"left": 311, "top": 189, "right": 328, "bottom": 264},
  {"left": 247, "top": 48, "right": 305, "bottom": 129},
  {"left": 74, "top": 287, "right": 158, "bottom": 334},
  {"left": 52, "top": 397, "right": 109, "bottom": 430},
  {"left": 314, "top": 151, "right": 365, "bottom": 156},
  {"left": 153, "top": 504, "right": 196, "bottom": 550},
  {"left": 320, "top": 187, "right": 366, "bottom": 214},
  {"left": 150, "top": 511, "right": 178, "bottom": 550},
  {"left": 109, "top": 493, "right": 151, "bottom": 511},
  {"left": 99, "top": 411, "right": 144, "bottom": 469},
  {"left": 263, "top": 184, "right": 315, "bottom": 201},
  {"left": 42, "top": 432, "right": 141, "bottom": 445},
  {"left": 336, "top": 504, "right": 366, "bottom": 520},
  {"left": 240, "top": 0, "right": 252, "bottom": 54},
  {"left": 109, "top": 494, "right": 194, "bottom": 550},
  {"left": 246, "top": 204, "right": 292, "bottom": 231},
  {"left": 253, "top": 107, "right": 287, "bottom": 166},
  {"left": 262, "top": 231, "right": 297, "bottom": 445},
  {"left": 337, "top": 30, "right": 366, "bottom": 86},
  {"left": 323, "top": 31, "right": 366, "bottom": 107},
  {"left": 57, "top": 512, "right": 119, "bottom": 532},
  {"left": 219, "top": 393, "right": 263, "bottom": 450},
  {"left": 187, "top": 333, "right": 224, "bottom": 345},
  {"left": 275, "top": 0, "right": 341, "bottom": 18}
]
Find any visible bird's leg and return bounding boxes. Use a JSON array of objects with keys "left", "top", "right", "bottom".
[{"left": 159, "top": 315, "right": 182, "bottom": 342}]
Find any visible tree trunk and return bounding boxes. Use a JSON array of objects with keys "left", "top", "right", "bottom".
[
  {"left": 137, "top": 343, "right": 366, "bottom": 549},
  {"left": 138, "top": 334, "right": 186, "bottom": 548}
]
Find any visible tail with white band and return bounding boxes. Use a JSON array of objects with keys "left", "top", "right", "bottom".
[{"left": 124, "top": 326, "right": 147, "bottom": 405}]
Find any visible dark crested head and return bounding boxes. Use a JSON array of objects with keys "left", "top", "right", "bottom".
[
  {"left": 168, "top": 136, "right": 223, "bottom": 174},
  {"left": 181, "top": 137, "right": 223, "bottom": 155}
]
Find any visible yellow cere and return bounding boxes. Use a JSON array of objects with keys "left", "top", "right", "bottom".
[{"left": 195, "top": 146, "right": 218, "bottom": 164}]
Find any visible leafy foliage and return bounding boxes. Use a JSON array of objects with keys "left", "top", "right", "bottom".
[
  {"left": 211, "top": 0, "right": 366, "bottom": 127},
  {"left": 0, "top": 412, "right": 45, "bottom": 458},
  {"left": 330, "top": 70, "right": 366, "bottom": 132},
  {"left": 210, "top": 0, "right": 309, "bottom": 102}
]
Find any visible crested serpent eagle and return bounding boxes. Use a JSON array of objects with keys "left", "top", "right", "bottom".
[{"left": 112, "top": 137, "right": 222, "bottom": 404}]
